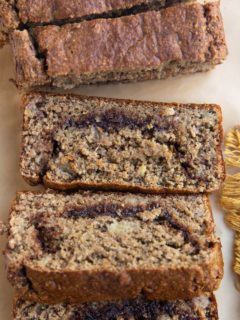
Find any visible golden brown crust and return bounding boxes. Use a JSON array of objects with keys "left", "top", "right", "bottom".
[
  {"left": 0, "top": 1, "right": 204, "bottom": 49},
  {"left": 210, "top": 294, "right": 219, "bottom": 320},
  {"left": 26, "top": 263, "right": 222, "bottom": 304},
  {"left": 43, "top": 177, "right": 225, "bottom": 194},
  {"left": 204, "top": 1, "right": 228, "bottom": 64},
  {"left": 20, "top": 92, "right": 225, "bottom": 194},
  {"left": 0, "top": 0, "right": 161, "bottom": 48},
  {"left": 33, "top": 3, "right": 209, "bottom": 76},
  {"left": 17, "top": 0, "right": 166, "bottom": 24},
  {"left": 1, "top": 1, "right": 196, "bottom": 26},
  {"left": 10, "top": 30, "right": 50, "bottom": 88},
  {"left": 10, "top": 1, "right": 227, "bottom": 89},
  {"left": 12, "top": 244, "right": 223, "bottom": 304}
]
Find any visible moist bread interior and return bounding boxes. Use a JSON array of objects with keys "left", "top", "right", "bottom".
[
  {"left": 8, "top": 192, "right": 218, "bottom": 274},
  {"left": 14, "top": 295, "right": 218, "bottom": 320},
  {"left": 21, "top": 95, "right": 224, "bottom": 192}
]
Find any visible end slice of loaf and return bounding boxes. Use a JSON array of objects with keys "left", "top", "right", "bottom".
[
  {"left": 13, "top": 294, "right": 219, "bottom": 319},
  {"left": 21, "top": 93, "right": 225, "bottom": 193},
  {"left": 5, "top": 190, "right": 223, "bottom": 303},
  {"left": 10, "top": 1, "right": 227, "bottom": 89}
]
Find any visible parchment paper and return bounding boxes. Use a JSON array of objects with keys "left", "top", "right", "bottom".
[{"left": 0, "top": 1, "right": 239, "bottom": 319}]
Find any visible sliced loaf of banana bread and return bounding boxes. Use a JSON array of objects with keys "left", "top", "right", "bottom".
[
  {"left": 14, "top": 294, "right": 219, "bottom": 319},
  {"left": 5, "top": 190, "right": 223, "bottom": 303},
  {"left": 10, "top": 1, "right": 227, "bottom": 89},
  {"left": 21, "top": 93, "right": 225, "bottom": 193}
]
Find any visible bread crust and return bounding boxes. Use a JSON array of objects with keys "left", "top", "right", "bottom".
[
  {"left": 20, "top": 92, "right": 225, "bottom": 194},
  {"left": 10, "top": 30, "right": 50, "bottom": 88},
  {"left": 17, "top": 0, "right": 166, "bottom": 24},
  {"left": 8, "top": 243, "right": 224, "bottom": 304},
  {"left": 0, "top": 1, "right": 207, "bottom": 48},
  {"left": 10, "top": 1, "right": 227, "bottom": 89},
  {"left": 5, "top": 190, "right": 223, "bottom": 304},
  {"left": 209, "top": 294, "right": 219, "bottom": 320},
  {"left": 21, "top": 258, "right": 223, "bottom": 304},
  {"left": 1, "top": 1, "right": 190, "bottom": 27}
]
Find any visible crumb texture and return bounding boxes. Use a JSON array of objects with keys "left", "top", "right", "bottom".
[
  {"left": 14, "top": 295, "right": 218, "bottom": 320},
  {"left": 21, "top": 94, "right": 224, "bottom": 193},
  {"left": 6, "top": 191, "right": 223, "bottom": 303}
]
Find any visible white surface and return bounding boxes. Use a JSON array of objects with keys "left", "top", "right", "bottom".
[{"left": 0, "top": 1, "right": 239, "bottom": 318}]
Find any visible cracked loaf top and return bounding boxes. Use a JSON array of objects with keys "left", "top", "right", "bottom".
[
  {"left": 0, "top": 0, "right": 198, "bottom": 47},
  {"left": 1, "top": 0, "right": 188, "bottom": 26},
  {"left": 10, "top": 1, "right": 227, "bottom": 89},
  {"left": 20, "top": 93, "right": 224, "bottom": 193},
  {"left": 6, "top": 191, "right": 223, "bottom": 303}
]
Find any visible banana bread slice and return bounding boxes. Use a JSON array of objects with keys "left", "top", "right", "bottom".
[
  {"left": 13, "top": 294, "right": 219, "bottom": 319},
  {"left": 5, "top": 190, "right": 223, "bottom": 303},
  {"left": 21, "top": 93, "right": 225, "bottom": 193},
  {"left": 10, "top": 1, "right": 227, "bottom": 89}
]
